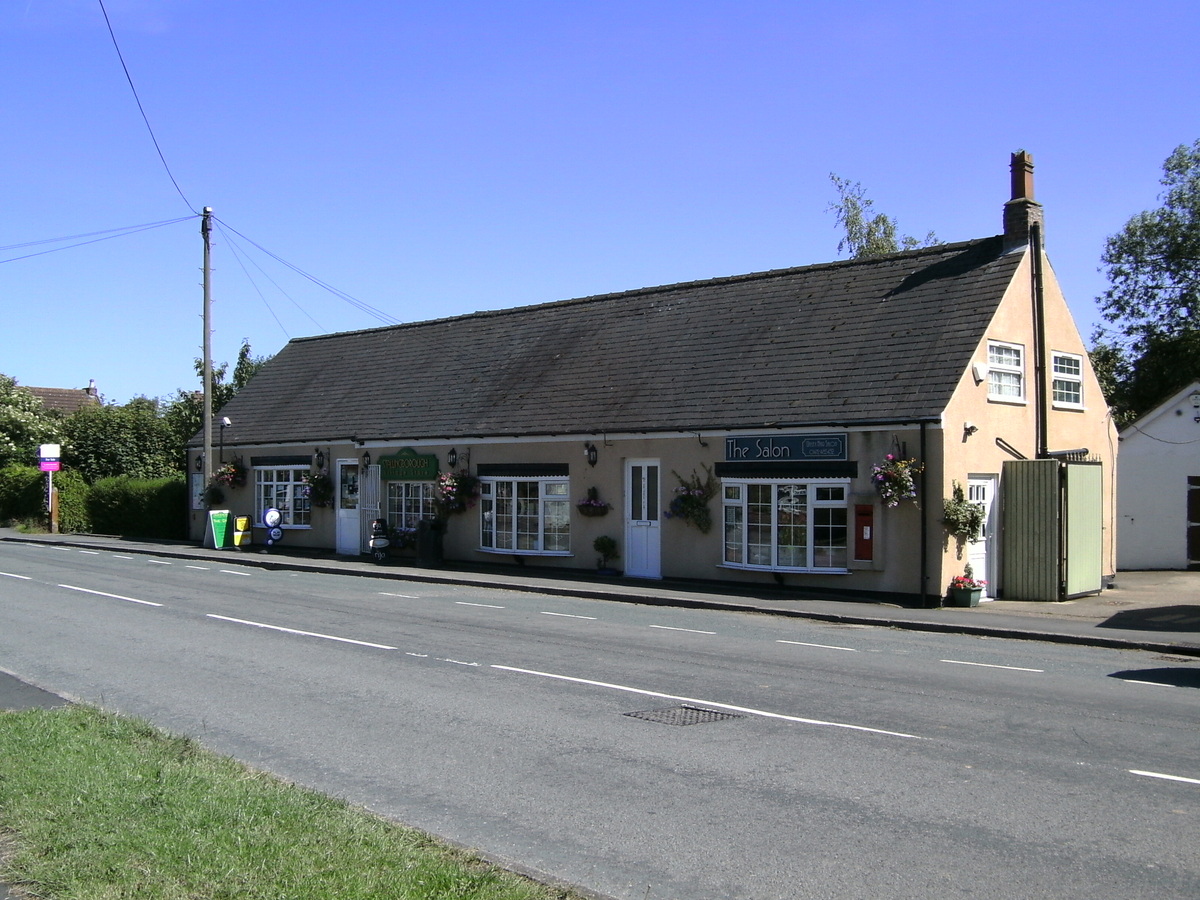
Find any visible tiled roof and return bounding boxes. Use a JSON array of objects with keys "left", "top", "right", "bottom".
[
  {"left": 215, "top": 236, "right": 1023, "bottom": 446},
  {"left": 27, "top": 386, "right": 101, "bottom": 415}
]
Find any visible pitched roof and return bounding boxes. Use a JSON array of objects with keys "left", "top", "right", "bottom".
[
  {"left": 216, "top": 236, "right": 1024, "bottom": 447},
  {"left": 26, "top": 386, "right": 101, "bottom": 416}
]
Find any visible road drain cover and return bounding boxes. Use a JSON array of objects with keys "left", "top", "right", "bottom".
[{"left": 624, "top": 705, "right": 743, "bottom": 726}]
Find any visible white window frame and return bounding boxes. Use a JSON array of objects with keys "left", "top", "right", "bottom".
[
  {"left": 386, "top": 481, "right": 437, "bottom": 531},
  {"left": 1051, "top": 351, "right": 1084, "bottom": 409},
  {"left": 987, "top": 340, "right": 1026, "bottom": 402},
  {"left": 721, "top": 478, "right": 850, "bottom": 573},
  {"left": 479, "top": 477, "right": 571, "bottom": 556},
  {"left": 254, "top": 467, "right": 311, "bottom": 528}
]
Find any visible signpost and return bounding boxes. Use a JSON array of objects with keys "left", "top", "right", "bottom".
[{"left": 39, "top": 444, "right": 61, "bottom": 533}]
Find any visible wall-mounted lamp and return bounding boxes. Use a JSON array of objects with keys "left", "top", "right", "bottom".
[
  {"left": 963, "top": 422, "right": 979, "bottom": 437},
  {"left": 361, "top": 450, "right": 372, "bottom": 468},
  {"left": 1192, "top": 392, "right": 1200, "bottom": 423},
  {"left": 314, "top": 448, "right": 325, "bottom": 469},
  {"left": 447, "top": 447, "right": 458, "bottom": 468},
  {"left": 584, "top": 442, "right": 598, "bottom": 467},
  {"left": 194, "top": 452, "right": 204, "bottom": 472}
]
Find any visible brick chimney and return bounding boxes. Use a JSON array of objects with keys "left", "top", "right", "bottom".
[{"left": 1003, "top": 150, "right": 1044, "bottom": 249}]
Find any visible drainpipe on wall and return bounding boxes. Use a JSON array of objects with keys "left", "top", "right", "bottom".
[
  {"left": 1031, "top": 221, "right": 1049, "bottom": 459},
  {"left": 920, "top": 421, "right": 932, "bottom": 607}
]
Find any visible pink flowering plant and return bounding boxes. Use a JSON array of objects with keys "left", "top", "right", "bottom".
[
  {"left": 870, "top": 454, "right": 923, "bottom": 507},
  {"left": 949, "top": 563, "right": 986, "bottom": 591},
  {"left": 577, "top": 486, "right": 611, "bottom": 516},
  {"left": 212, "top": 457, "right": 247, "bottom": 489},
  {"left": 435, "top": 470, "right": 480, "bottom": 518}
]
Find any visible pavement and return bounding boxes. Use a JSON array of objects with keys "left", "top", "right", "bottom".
[{"left": 1, "top": 528, "right": 1198, "bottom": 898}]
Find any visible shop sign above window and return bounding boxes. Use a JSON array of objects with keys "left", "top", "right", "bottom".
[
  {"left": 378, "top": 448, "right": 440, "bottom": 481},
  {"left": 725, "top": 434, "right": 847, "bottom": 462}
]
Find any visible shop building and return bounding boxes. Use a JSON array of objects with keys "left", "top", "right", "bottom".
[{"left": 190, "top": 153, "right": 1117, "bottom": 603}]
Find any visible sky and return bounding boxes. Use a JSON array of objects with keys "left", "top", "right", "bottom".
[{"left": 3, "top": 0, "right": 1198, "bottom": 407}]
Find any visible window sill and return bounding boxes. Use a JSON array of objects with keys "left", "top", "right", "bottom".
[
  {"left": 718, "top": 563, "right": 849, "bottom": 575},
  {"left": 986, "top": 396, "right": 1028, "bottom": 406},
  {"left": 477, "top": 548, "right": 573, "bottom": 558},
  {"left": 1051, "top": 403, "right": 1085, "bottom": 412}
]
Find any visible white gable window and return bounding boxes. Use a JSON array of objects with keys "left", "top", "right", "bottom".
[
  {"left": 1051, "top": 351, "right": 1084, "bottom": 408},
  {"left": 479, "top": 478, "right": 571, "bottom": 555},
  {"left": 722, "top": 479, "right": 849, "bottom": 573},
  {"left": 987, "top": 341, "right": 1025, "bottom": 401}
]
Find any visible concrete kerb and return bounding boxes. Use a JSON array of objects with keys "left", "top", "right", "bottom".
[{"left": 4, "top": 532, "right": 1200, "bottom": 658}]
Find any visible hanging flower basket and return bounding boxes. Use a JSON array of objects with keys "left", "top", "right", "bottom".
[
  {"left": 577, "top": 487, "right": 610, "bottom": 517},
  {"left": 301, "top": 469, "right": 334, "bottom": 507},
  {"left": 435, "top": 470, "right": 480, "bottom": 518},
  {"left": 664, "top": 465, "right": 718, "bottom": 533},
  {"left": 871, "top": 454, "right": 923, "bottom": 507}
]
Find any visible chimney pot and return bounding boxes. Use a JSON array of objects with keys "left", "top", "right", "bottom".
[{"left": 1003, "top": 150, "right": 1043, "bottom": 249}]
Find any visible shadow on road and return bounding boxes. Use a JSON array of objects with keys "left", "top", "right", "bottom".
[
  {"left": 1098, "top": 605, "right": 1200, "bottom": 633},
  {"left": 1108, "top": 667, "right": 1200, "bottom": 689}
]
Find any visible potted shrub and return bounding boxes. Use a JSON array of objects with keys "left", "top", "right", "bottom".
[
  {"left": 593, "top": 535, "right": 620, "bottom": 574},
  {"left": 947, "top": 564, "right": 986, "bottom": 607}
]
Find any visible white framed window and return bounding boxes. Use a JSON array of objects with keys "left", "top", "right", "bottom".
[
  {"left": 254, "top": 467, "right": 311, "bottom": 527},
  {"left": 480, "top": 478, "right": 571, "bottom": 555},
  {"left": 386, "top": 481, "right": 437, "bottom": 530},
  {"left": 1051, "top": 351, "right": 1084, "bottom": 408},
  {"left": 722, "top": 479, "right": 849, "bottom": 572},
  {"left": 987, "top": 340, "right": 1025, "bottom": 401}
]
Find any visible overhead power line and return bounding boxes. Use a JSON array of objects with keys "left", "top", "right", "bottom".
[
  {"left": 0, "top": 216, "right": 196, "bottom": 264},
  {"left": 97, "top": 0, "right": 195, "bottom": 213}
]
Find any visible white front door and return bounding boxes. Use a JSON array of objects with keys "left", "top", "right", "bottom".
[
  {"left": 625, "top": 459, "right": 661, "bottom": 578},
  {"left": 967, "top": 475, "right": 997, "bottom": 597},
  {"left": 336, "top": 459, "right": 362, "bottom": 555}
]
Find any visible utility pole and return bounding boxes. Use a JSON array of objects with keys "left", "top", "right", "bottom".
[{"left": 202, "top": 207, "right": 214, "bottom": 486}]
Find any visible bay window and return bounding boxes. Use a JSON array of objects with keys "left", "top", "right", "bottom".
[
  {"left": 480, "top": 478, "right": 571, "bottom": 554},
  {"left": 722, "top": 479, "right": 849, "bottom": 572}
]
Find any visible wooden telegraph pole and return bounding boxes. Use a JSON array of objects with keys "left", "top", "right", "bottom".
[{"left": 201, "top": 207, "right": 214, "bottom": 486}]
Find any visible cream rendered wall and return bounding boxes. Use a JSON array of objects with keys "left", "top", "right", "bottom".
[
  {"left": 1116, "top": 382, "right": 1200, "bottom": 569},
  {"left": 940, "top": 249, "right": 1118, "bottom": 594}
]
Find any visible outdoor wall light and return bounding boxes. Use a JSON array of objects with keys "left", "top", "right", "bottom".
[
  {"left": 194, "top": 452, "right": 204, "bottom": 472},
  {"left": 361, "top": 450, "right": 372, "bottom": 468},
  {"left": 314, "top": 448, "right": 325, "bottom": 469},
  {"left": 447, "top": 447, "right": 458, "bottom": 468},
  {"left": 963, "top": 422, "right": 979, "bottom": 437},
  {"left": 218, "top": 417, "right": 231, "bottom": 462},
  {"left": 584, "top": 442, "right": 598, "bottom": 467}
]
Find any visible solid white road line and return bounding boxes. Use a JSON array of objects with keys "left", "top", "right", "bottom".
[
  {"left": 58, "top": 584, "right": 162, "bottom": 607},
  {"left": 205, "top": 614, "right": 397, "bottom": 650},
  {"left": 778, "top": 639, "right": 859, "bottom": 652},
  {"left": 941, "top": 659, "right": 1044, "bottom": 673},
  {"left": 541, "top": 611, "right": 597, "bottom": 620},
  {"left": 1130, "top": 769, "right": 1200, "bottom": 786},
  {"left": 492, "top": 665, "right": 923, "bottom": 739},
  {"left": 0, "top": 572, "right": 32, "bottom": 580},
  {"left": 649, "top": 624, "right": 716, "bottom": 635}
]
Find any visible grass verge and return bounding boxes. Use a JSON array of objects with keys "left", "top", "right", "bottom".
[{"left": 0, "top": 705, "right": 583, "bottom": 900}]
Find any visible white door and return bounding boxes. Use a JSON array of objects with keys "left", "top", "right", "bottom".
[
  {"left": 336, "top": 459, "right": 362, "bottom": 555},
  {"left": 625, "top": 459, "right": 661, "bottom": 578},
  {"left": 967, "top": 475, "right": 997, "bottom": 597}
]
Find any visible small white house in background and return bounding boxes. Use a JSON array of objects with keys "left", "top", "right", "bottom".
[{"left": 1117, "top": 380, "right": 1200, "bottom": 571}]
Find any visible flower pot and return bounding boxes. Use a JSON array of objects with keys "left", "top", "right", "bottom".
[
  {"left": 577, "top": 505, "right": 609, "bottom": 517},
  {"left": 948, "top": 587, "right": 982, "bottom": 607}
]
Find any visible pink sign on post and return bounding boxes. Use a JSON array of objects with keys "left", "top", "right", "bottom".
[{"left": 40, "top": 460, "right": 61, "bottom": 472}]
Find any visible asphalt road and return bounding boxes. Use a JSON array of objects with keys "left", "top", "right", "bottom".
[{"left": 2, "top": 541, "right": 1199, "bottom": 900}]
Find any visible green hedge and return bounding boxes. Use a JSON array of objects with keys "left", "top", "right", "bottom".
[
  {"left": 0, "top": 464, "right": 45, "bottom": 523},
  {"left": 87, "top": 475, "right": 188, "bottom": 539},
  {"left": 0, "top": 467, "right": 185, "bottom": 539}
]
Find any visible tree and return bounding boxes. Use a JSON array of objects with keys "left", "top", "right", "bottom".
[
  {"left": 1093, "top": 139, "right": 1200, "bottom": 421},
  {"left": 161, "top": 340, "right": 272, "bottom": 470},
  {"left": 0, "top": 374, "right": 61, "bottom": 468},
  {"left": 828, "top": 174, "right": 938, "bottom": 259},
  {"left": 61, "top": 397, "right": 179, "bottom": 483}
]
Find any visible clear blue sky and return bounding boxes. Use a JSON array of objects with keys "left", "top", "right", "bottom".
[{"left": 3, "top": 0, "right": 1197, "bottom": 406}]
